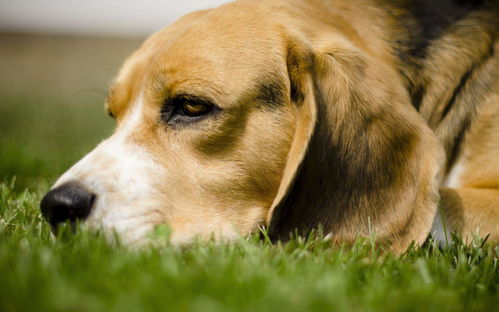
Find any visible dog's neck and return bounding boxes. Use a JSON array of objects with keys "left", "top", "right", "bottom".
[
  {"left": 384, "top": 0, "right": 498, "bottom": 172},
  {"left": 386, "top": 1, "right": 494, "bottom": 107}
]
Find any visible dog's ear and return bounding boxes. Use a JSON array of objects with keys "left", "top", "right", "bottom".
[
  {"left": 267, "top": 38, "right": 444, "bottom": 253},
  {"left": 265, "top": 43, "right": 318, "bottom": 231}
]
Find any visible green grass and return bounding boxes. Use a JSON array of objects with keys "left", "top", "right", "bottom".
[
  {"left": 0, "top": 179, "right": 498, "bottom": 312},
  {"left": 0, "top": 34, "right": 498, "bottom": 312}
]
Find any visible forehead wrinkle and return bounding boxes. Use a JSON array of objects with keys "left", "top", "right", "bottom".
[
  {"left": 143, "top": 25, "right": 280, "bottom": 108},
  {"left": 147, "top": 65, "right": 228, "bottom": 104}
]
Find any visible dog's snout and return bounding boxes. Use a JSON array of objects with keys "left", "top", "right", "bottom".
[{"left": 40, "top": 182, "right": 95, "bottom": 230}]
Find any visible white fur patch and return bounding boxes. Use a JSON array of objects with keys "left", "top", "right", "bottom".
[
  {"left": 444, "top": 157, "right": 466, "bottom": 188},
  {"left": 54, "top": 94, "right": 165, "bottom": 244}
]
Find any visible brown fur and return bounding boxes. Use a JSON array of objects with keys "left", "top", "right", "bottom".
[{"left": 48, "top": 0, "right": 499, "bottom": 252}]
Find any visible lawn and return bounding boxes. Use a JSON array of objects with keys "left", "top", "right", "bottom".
[{"left": 0, "top": 33, "right": 498, "bottom": 312}]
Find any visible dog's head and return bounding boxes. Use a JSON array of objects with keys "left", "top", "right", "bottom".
[{"left": 41, "top": 1, "right": 444, "bottom": 251}]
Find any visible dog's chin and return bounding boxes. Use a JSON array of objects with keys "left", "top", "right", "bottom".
[
  {"left": 168, "top": 224, "right": 245, "bottom": 246},
  {"left": 89, "top": 225, "right": 245, "bottom": 248},
  {"left": 76, "top": 201, "right": 163, "bottom": 246},
  {"left": 76, "top": 206, "right": 247, "bottom": 247}
]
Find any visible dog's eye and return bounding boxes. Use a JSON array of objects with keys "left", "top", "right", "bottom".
[
  {"left": 161, "top": 95, "right": 218, "bottom": 126},
  {"left": 179, "top": 101, "right": 211, "bottom": 117}
]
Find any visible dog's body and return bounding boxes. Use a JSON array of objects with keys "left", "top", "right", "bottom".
[{"left": 41, "top": 0, "right": 499, "bottom": 252}]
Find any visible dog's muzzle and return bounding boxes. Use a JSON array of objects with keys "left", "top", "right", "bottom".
[{"left": 40, "top": 182, "right": 95, "bottom": 232}]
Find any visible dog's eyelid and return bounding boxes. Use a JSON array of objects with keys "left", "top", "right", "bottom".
[
  {"left": 160, "top": 93, "right": 221, "bottom": 126},
  {"left": 170, "top": 94, "right": 216, "bottom": 106}
]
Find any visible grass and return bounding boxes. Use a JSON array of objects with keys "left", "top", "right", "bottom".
[
  {"left": 0, "top": 34, "right": 498, "bottom": 312},
  {"left": 0, "top": 179, "right": 498, "bottom": 312}
]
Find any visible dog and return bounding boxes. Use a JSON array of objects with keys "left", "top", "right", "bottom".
[{"left": 40, "top": 0, "right": 499, "bottom": 253}]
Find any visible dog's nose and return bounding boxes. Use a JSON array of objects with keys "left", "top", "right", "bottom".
[{"left": 40, "top": 182, "right": 95, "bottom": 230}]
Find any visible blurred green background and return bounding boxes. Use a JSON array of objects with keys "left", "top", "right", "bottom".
[{"left": 0, "top": 33, "right": 142, "bottom": 190}]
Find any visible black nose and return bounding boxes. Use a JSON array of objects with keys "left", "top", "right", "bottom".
[{"left": 40, "top": 182, "right": 95, "bottom": 230}]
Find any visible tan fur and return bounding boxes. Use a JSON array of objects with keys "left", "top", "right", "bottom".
[{"left": 48, "top": 0, "right": 499, "bottom": 252}]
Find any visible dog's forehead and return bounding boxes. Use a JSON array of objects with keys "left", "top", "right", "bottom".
[{"left": 110, "top": 3, "right": 284, "bottom": 111}]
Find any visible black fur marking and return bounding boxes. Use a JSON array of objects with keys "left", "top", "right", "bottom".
[
  {"left": 441, "top": 43, "right": 495, "bottom": 121},
  {"left": 255, "top": 79, "right": 287, "bottom": 108},
  {"left": 446, "top": 115, "right": 472, "bottom": 173},
  {"left": 442, "top": 44, "right": 495, "bottom": 170},
  {"left": 406, "top": 0, "right": 484, "bottom": 59},
  {"left": 410, "top": 84, "right": 425, "bottom": 111},
  {"left": 441, "top": 66, "right": 474, "bottom": 120}
]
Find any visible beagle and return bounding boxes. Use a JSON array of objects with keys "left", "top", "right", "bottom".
[{"left": 40, "top": 0, "right": 499, "bottom": 253}]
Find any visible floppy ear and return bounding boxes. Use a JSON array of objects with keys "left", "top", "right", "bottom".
[{"left": 267, "top": 38, "right": 445, "bottom": 253}]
